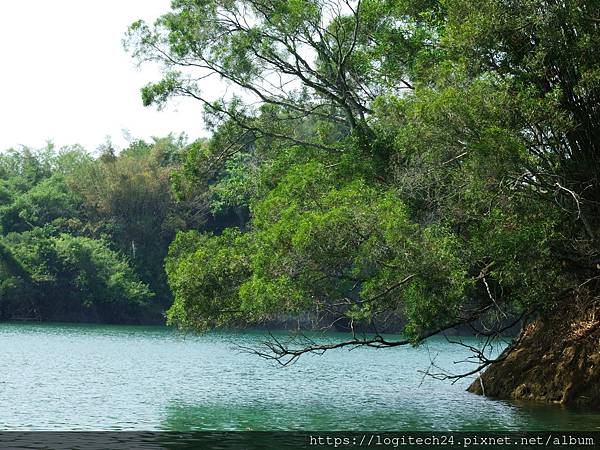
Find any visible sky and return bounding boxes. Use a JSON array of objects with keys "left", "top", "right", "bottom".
[{"left": 0, "top": 1, "right": 213, "bottom": 153}]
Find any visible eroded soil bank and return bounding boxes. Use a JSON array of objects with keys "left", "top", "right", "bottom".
[{"left": 468, "top": 292, "right": 600, "bottom": 409}]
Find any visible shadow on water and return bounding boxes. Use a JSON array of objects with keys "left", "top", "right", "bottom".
[
  {"left": 160, "top": 402, "right": 414, "bottom": 431},
  {"left": 159, "top": 398, "right": 600, "bottom": 432}
]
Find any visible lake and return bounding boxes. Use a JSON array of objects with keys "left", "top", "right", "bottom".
[{"left": 1, "top": 323, "right": 599, "bottom": 431}]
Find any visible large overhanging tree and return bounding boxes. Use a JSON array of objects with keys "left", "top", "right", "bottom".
[{"left": 126, "top": 0, "right": 600, "bottom": 377}]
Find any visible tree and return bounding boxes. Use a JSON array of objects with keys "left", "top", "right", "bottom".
[
  {"left": 130, "top": 0, "right": 599, "bottom": 376},
  {"left": 66, "top": 135, "right": 208, "bottom": 308},
  {"left": 439, "top": 0, "right": 600, "bottom": 272}
]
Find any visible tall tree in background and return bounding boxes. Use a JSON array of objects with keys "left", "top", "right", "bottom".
[{"left": 70, "top": 139, "right": 176, "bottom": 298}]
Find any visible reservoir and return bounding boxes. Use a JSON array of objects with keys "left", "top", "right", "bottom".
[{"left": 1, "top": 323, "right": 598, "bottom": 431}]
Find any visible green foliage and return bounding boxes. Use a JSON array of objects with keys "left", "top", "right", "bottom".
[
  {"left": 166, "top": 229, "right": 251, "bottom": 330},
  {"left": 3, "top": 0, "right": 590, "bottom": 339},
  {"left": 0, "top": 138, "right": 203, "bottom": 323},
  {"left": 1, "top": 230, "right": 152, "bottom": 322},
  {"left": 155, "top": 0, "right": 599, "bottom": 343},
  {"left": 167, "top": 159, "right": 470, "bottom": 339},
  {"left": 0, "top": 175, "right": 83, "bottom": 234},
  {"left": 66, "top": 135, "right": 200, "bottom": 305}
]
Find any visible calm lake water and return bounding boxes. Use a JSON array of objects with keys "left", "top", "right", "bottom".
[{"left": 0, "top": 323, "right": 599, "bottom": 431}]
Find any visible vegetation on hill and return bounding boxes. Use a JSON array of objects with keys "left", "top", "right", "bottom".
[{"left": 0, "top": 138, "right": 209, "bottom": 322}]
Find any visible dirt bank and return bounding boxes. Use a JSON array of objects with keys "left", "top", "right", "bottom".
[{"left": 468, "top": 291, "right": 600, "bottom": 409}]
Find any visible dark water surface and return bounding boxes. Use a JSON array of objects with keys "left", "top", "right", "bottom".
[{"left": 1, "top": 323, "right": 598, "bottom": 431}]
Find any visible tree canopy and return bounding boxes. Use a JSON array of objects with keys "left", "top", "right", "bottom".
[{"left": 124, "top": 0, "right": 600, "bottom": 366}]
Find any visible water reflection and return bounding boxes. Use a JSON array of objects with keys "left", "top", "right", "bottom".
[
  {"left": 160, "top": 396, "right": 600, "bottom": 432},
  {"left": 1, "top": 323, "right": 598, "bottom": 431}
]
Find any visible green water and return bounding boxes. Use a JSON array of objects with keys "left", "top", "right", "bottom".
[{"left": 1, "top": 323, "right": 598, "bottom": 431}]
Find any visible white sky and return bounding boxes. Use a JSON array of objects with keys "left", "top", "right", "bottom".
[{"left": 0, "top": 0, "right": 213, "bottom": 153}]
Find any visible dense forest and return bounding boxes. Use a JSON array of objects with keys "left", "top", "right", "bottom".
[
  {"left": 1, "top": 0, "right": 599, "bottom": 403},
  {"left": 0, "top": 137, "right": 212, "bottom": 322}
]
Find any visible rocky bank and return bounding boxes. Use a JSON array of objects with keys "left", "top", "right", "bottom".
[{"left": 468, "top": 291, "right": 600, "bottom": 409}]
